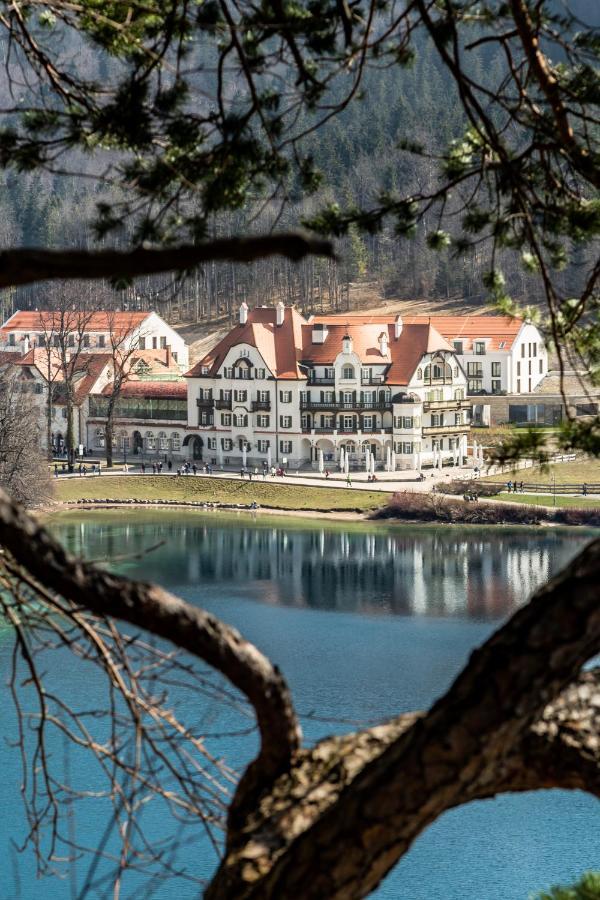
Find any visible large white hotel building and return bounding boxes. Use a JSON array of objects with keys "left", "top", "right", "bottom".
[{"left": 186, "top": 303, "right": 475, "bottom": 470}]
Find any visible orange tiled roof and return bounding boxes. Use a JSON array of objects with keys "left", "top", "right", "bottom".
[
  {"left": 187, "top": 306, "right": 455, "bottom": 385},
  {"left": 186, "top": 307, "right": 307, "bottom": 380},
  {"left": 401, "top": 315, "right": 522, "bottom": 351},
  {"left": 313, "top": 313, "right": 523, "bottom": 351},
  {"left": 1, "top": 310, "right": 149, "bottom": 336},
  {"left": 302, "top": 320, "right": 452, "bottom": 384}
]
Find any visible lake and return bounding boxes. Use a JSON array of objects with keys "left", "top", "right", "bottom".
[{"left": 1, "top": 510, "right": 598, "bottom": 899}]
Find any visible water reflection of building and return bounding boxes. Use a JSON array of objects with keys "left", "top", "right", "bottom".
[{"left": 58, "top": 518, "right": 580, "bottom": 621}]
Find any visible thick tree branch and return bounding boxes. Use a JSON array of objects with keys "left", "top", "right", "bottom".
[
  {"left": 207, "top": 537, "right": 600, "bottom": 899},
  {"left": 0, "top": 488, "right": 302, "bottom": 815},
  {"left": 509, "top": 0, "right": 597, "bottom": 187},
  {"left": 0, "top": 232, "right": 335, "bottom": 288}
]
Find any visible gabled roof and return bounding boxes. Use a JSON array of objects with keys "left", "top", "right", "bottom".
[
  {"left": 186, "top": 306, "right": 308, "bottom": 380},
  {"left": 401, "top": 315, "right": 522, "bottom": 351},
  {"left": 311, "top": 313, "right": 524, "bottom": 351},
  {"left": 188, "top": 306, "right": 456, "bottom": 386},
  {"left": 306, "top": 318, "right": 453, "bottom": 384},
  {"left": 0, "top": 310, "right": 149, "bottom": 336}
]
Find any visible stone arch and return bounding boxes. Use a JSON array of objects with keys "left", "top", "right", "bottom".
[
  {"left": 183, "top": 434, "right": 203, "bottom": 460},
  {"left": 316, "top": 437, "right": 335, "bottom": 463}
]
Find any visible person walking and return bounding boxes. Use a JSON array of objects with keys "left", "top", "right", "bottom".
[
  {"left": 168, "top": 459, "right": 172, "bottom": 471},
  {"left": 193, "top": 464, "right": 197, "bottom": 475},
  {"left": 346, "top": 473, "right": 352, "bottom": 487},
  {"left": 54, "top": 464, "right": 58, "bottom": 478}
]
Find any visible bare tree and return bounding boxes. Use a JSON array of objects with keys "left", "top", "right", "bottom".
[
  {"left": 0, "top": 370, "right": 53, "bottom": 505},
  {"left": 39, "top": 292, "right": 99, "bottom": 470},
  {"left": 0, "top": 491, "right": 598, "bottom": 898},
  {"left": 102, "top": 312, "right": 147, "bottom": 469}
]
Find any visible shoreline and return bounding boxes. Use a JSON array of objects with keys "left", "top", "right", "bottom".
[{"left": 37, "top": 499, "right": 600, "bottom": 531}]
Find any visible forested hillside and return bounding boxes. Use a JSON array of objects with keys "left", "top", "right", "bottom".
[{"left": 0, "top": 0, "right": 597, "bottom": 325}]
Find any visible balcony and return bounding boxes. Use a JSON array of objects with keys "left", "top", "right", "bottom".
[
  {"left": 197, "top": 397, "right": 214, "bottom": 409},
  {"left": 423, "top": 399, "right": 472, "bottom": 411},
  {"left": 361, "top": 375, "right": 386, "bottom": 385},
  {"left": 308, "top": 376, "right": 335, "bottom": 385},
  {"left": 251, "top": 399, "right": 271, "bottom": 412},
  {"left": 422, "top": 424, "right": 469, "bottom": 436},
  {"left": 301, "top": 399, "right": 391, "bottom": 411},
  {"left": 215, "top": 398, "right": 232, "bottom": 410}
]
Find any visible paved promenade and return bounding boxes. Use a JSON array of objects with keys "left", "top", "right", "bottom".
[{"left": 54, "top": 464, "right": 487, "bottom": 494}]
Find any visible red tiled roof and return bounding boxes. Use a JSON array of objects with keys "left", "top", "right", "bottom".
[
  {"left": 312, "top": 313, "right": 523, "bottom": 351},
  {"left": 186, "top": 307, "right": 307, "bottom": 380},
  {"left": 1, "top": 310, "right": 149, "bottom": 335},
  {"left": 187, "top": 306, "right": 456, "bottom": 386},
  {"left": 302, "top": 321, "right": 452, "bottom": 384},
  {"left": 101, "top": 381, "right": 187, "bottom": 399},
  {"left": 402, "top": 315, "right": 522, "bottom": 351}
]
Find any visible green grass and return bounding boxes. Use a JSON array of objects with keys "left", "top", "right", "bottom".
[
  {"left": 55, "top": 475, "right": 387, "bottom": 512},
  {"left": 494, "top": 492, "right": 600, "bottom": 509},
  {"left": 481, "top": 458, "right": 600, "bottom": 486}
]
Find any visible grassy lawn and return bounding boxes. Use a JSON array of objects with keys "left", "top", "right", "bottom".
[
  {"left": 494, "top": 492, "right": 600, "bottom": 509},
  {"left": 480, "top": 458, "right": 600, "bottom": 486},
  {"left": 471, "top": 425, "right": 559, "bottom": 447},
  {"left": 55, "top": 475, "right": 387, "bottom": 512}
]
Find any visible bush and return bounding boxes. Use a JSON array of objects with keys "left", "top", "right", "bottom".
[
  {"left": 371, "top": 492, "right": 548, "bottom": 525},
  {"left": 372, "top": 493, "right": 600, "bottom": 526},
  {"left": 436, "top": 480, "right": 502, "bottom": 497},
  {"left": 533, "top": 871, "right": 600, "bottom": 900}
]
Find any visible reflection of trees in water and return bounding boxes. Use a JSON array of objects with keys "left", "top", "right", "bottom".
[{"left": 56, "top": 519, "right": 586, "bottom": 620}]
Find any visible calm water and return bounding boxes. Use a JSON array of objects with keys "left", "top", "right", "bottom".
[{"left": 1, "top": 511, "right": 598, "bottom": 899}]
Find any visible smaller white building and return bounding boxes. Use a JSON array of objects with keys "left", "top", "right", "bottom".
[
  {"left": 403, "top": 315, "right": 547, "bottom": 395},
  {"left": 0, "top": 310, "right": 189, "bottom": 370}
]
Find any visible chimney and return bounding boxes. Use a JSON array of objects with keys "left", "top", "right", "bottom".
[
  {"left": 342, "top": 333, "right": 353, "bottom": 355},
  {"left": 165, "top": 345, "right": 171, "bottom": 367},
  {"left": 395, "top": 315, "right": 403, "bottom": 339},
  {"left": 276, "top": 301, "right": 285, "bottom": 327},
  {"left": 379, "top": 331, "right": 389, "bottom": 356},
  {"left": 239, "top": 302, "right": 249, "bottom": 325}
]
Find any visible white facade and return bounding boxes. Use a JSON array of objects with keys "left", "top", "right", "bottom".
[
  {"left": 186, "top": 307, "right": 470, "bottom": 470},
  {"left": 451, "top": 321, "right": 547, "bottom": 396}
]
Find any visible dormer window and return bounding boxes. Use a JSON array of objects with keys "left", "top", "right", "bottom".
[
  {"left": 474, "top": 341, "right": 486, "bottom": 355},
  {"left": 201, "top": 365, "right": 209, "bottom": 375},
  {"left": 453, "top": 341, "right": 463, "bottom": 354}
]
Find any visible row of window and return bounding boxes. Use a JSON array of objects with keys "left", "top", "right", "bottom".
[
  {"left": 9, "top": 332, "right": 175, "bottom": 355},
  {"left": 93, "top": 429, "right": 182, "bottom": 451},
  {"left": 454, "top": 340, "right": 493, "bottom": 355},
  {"left": 467, "top": 362, "right": 502, "bottom": 377},
  {"left": 206, "top": 437, "right": 293, "bottom": 454},
  {"left": 220, "top": 366, "right": 267, "bottom": 380},
  {"left": 516, "top": 360, "right": 543, "bottom": 376},
  {"left": 468, "top": 379, "right": 503, "bottom": 394},
  {"left": 430, "top": 413, "right": 465, "bottom": 426},
  {"left": 521, "top": 342, "right": 539, "bottom": 358}
]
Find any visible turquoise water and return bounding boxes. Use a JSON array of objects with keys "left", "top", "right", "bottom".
[{"left": 1, "top": 511, "right": 598, "bottom": 899}]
